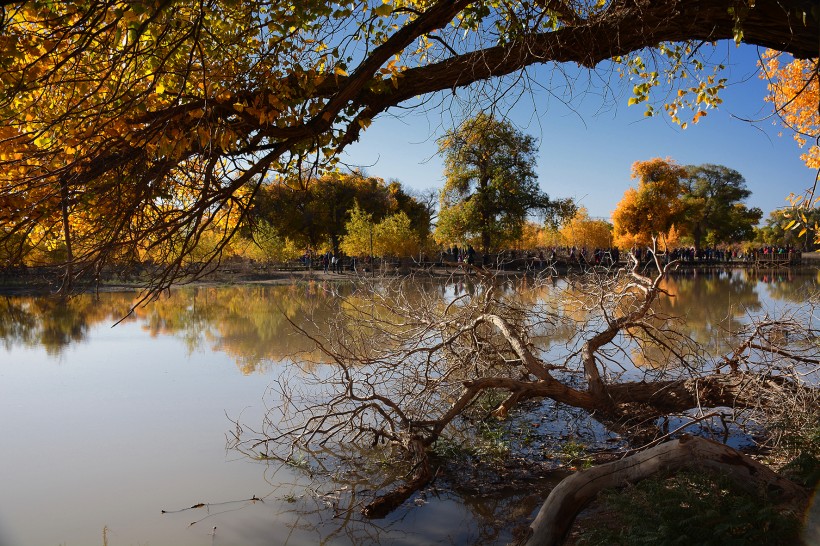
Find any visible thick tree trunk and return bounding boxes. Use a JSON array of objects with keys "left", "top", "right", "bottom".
[
  {"left": 521, "top": 435, "right": 808, "bottom": 546},
  {"left": 607, "top": 373, "right": 805, "bottom": 413},
  {"left": 463, "top": 373, "right": 809, "bottom": 427}
]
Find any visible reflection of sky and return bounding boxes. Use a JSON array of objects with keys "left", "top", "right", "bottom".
[
  {"left": 0, "top": 320, "right": 297, "bottom": 546},
  {"left": 0, "top": 294, "right": 521, "bottom": 546}
]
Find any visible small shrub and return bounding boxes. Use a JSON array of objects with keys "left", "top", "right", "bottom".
[{"left": 781, "top": 452, "right": 820, "bottom": 489}]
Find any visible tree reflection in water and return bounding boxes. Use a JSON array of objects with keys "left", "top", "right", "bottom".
[
  {"left": 0, "top": 269, "right": 818, "bottom": 542},
  {"left": 3, "top": 270, "right": 815, "bottom": 365},
  {"left": 0, "top": 292, "right": 135, "bottom": 354}
]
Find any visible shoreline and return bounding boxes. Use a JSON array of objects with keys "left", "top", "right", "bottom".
[{"left": 1, "top": 257, "right": 817, "bottom": 298}]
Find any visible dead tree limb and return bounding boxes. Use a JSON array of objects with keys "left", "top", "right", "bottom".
[
  {"left": 522, "top": 435, "right": 809, "bottom": 546},
  {"left": 231, "top": 262, "right": 820, "bottom": 521}
]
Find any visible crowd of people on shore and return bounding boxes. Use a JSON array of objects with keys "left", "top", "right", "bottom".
[
  {"left": 663, "top": 245, "right": 801, "bottom": 264},
  {"left": 442, "top": 244, "right": 804, "bottom": 269},
  {"left": 296, "top": 243, "right": 805, "bottom": 275}
]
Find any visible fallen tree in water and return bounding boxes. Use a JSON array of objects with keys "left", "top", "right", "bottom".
[{"left": 229, "top": 252, "right": 819, "bottom": 539}]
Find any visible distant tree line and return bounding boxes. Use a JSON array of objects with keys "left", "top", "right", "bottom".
[
  {"left": 248, "top": 171, "right": 432, "bottom": 261},
  {"left": 3, "top": 113, "right": 802, "bottom": 273}
]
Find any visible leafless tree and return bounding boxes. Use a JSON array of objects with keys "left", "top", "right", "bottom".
[{"left": 230, "top": 253, "right": 820, "bottom": 531}]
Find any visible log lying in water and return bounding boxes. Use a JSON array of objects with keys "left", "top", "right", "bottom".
[{"left": 522, "top": 435, "right": 808, "bottom": 546}]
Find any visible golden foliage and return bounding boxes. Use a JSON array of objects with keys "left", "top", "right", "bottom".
[
  {"left": 0, "top": 1, "right": 814, "bottom": 288},
  {"left": 341, "top": 205, "right": 420, "bottom": 257},
  {"left": 560, "top": 207, "right": 613, "bottom": 249},
  {"left": 611, "top": 158, "right": 687, "bottom": 250},
  {"left": 761, "top": 51, "right": 820, "bottom": 169}
]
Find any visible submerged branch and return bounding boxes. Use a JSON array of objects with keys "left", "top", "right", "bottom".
[{"left": 232, "top": 265, "right": 820, "bottom": 522}]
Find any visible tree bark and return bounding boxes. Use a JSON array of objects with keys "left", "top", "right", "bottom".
[
  {"left": 522, "top": 435, "right": 808, "bottom": 546},
  {"left": 361, "top": 438, "right": 432, "bottom": 518},
  {"left": 59, "top": 177, "right": 74, "bottom": 293}
]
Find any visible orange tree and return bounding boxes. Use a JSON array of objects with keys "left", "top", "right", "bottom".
[
  {"left": 761, "top": 51, "right": 820, "bottom": 241},
  {"left": 611, "top": 158, "right": 687, "bottom": 251},
  {"left": 762, "top": 51, "right": 819, "bottom": 170},
  {"left": 560, "top": 207, "right": 613, "bottom": 249},
  {"left": 0, "top": 1, "right": 815, "bottom": 292}
]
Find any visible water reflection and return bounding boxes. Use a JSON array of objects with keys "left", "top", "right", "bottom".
[
  {"left": 0, "top": 270, "right": 817, "bottom": 545},
  {"left": 0, "top": 293, "right": 134, "bottom": 354},
  {"left": 1, "top": 269, "right": 817, "bottom": 367},
  {"left": 141, "top": 282, "right": 342, "bottom": 373},
  {"left": 0, "top": 282, "right": 344, "bottom": 371},
  {"left": 658, "top": 269, "right": 761, "bottom": 354}
]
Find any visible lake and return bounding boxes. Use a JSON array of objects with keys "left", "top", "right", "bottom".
[{"left": 0, "top": 268, "right": 816, "bottom": 545}]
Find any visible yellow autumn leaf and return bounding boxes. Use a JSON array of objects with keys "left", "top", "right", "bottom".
[{"left": 373, "top": 3, "right": 392, "bottom": 17}]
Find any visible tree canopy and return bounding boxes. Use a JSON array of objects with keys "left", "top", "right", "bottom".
[
  {"left": 612, "top": 158, "right": 687, "bottom": 250},
  {"left": 559, "top": 207, "right": 613, "bottom": 249},
  {"left": 680, "top": 164, "right": 762, "bottom": 251},
  {"left": 612, "top": 159, "right": 762, "bottom": 251},
  {"left": 253, "top": 171, "right": 429, "bottom": 255},
  {"left": 0, "top": 0, "right": 816, "bottom": 290},
  {"left": 434, "top": 113, "right": 566, "bottom": 256},
  {"left": 762, "top": 51, "right": 820, "bottom": 170},
  {"left": 756, "top": 207, "right": 820, "bottom": 250},
  {"left": 340, "top": 205, "right": 421, "bottom": 258}
]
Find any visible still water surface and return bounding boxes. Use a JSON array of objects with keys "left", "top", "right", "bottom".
[{"left": 0, "top": 268, "right": 815, "bottom": 545}]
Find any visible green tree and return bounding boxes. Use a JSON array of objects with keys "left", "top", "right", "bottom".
[
  {"left": 254, "top": 172, "right": 428, "bottom": 254},
  {"left": 755, "top": 209, "right": 820, "bottom": 250},
  {"left": 374, "top": 211, "right": 420, "bottom": 258},
  {"left": 245, "top": 221, "right": 303, "bottom": 263},
  {"left": 435, "top": 113, "right": 566, "bottom": 258},
  {"left": 341, "top": 206, "right": 420, "bottom": 258},
  {"left": 680, "top": 164, "right": 762, "bottom": 250},
  {"left": 339, "top": 205, "right": 375, "bottom": 258}
]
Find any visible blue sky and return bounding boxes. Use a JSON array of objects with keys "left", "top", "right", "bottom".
[{"left": 342, "top": 44, "right": 815, "bottom": 223}]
